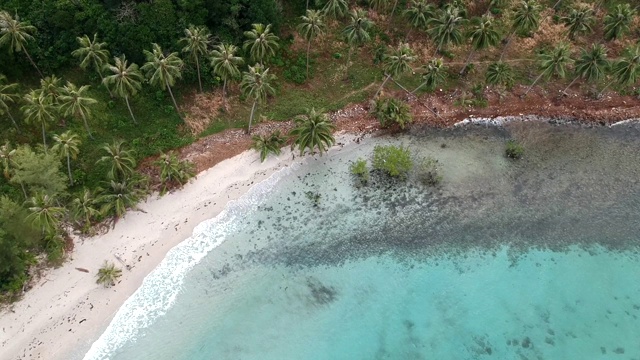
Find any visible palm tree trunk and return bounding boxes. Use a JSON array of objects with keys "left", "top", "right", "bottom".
[
  {"left": 562, "top": 75, "right": 580, "bottom": 94},
  {"left": 80, "top": 112, "right": 93, "bottom": 139},
  {"left": 390, "top": 0, "right": 399, "bottom": 20},
  {"left": 306, "top": 39, "right": 312, "bottom": 80},
  {"left": 7, "top": 111, "right": 19, "bottom": 130},
  {"left": 67, "top": 153, "right": 73, "bottom": 186},
  {"left": 306, "top": 0, "right": 309, "bottom": 10},
  {"left": 248, "top": 99, "right": 258, "bottom": 134},
  {"left": 124, "top": 96, "right": 137, "bottom": 124},
  {"left": 346, "top": 46, "right": 353, "bottom": 73},
  {"left": 23, "top": 48, "right": 44, "bottom": 78},
  {"left": 41, "top": 121, "right": 47, "bottom": 152},
  {"left": 404, "top": 28, "right": 413, "bottom": 42},
  {"left": 165, "top": 81, "right": 183, "bottom": 121},
  {"left": 222, "top": 78, "right": 228, "bottom": 109},
  {"left": 500, "top": 31, "right": 515, "bottom": 61},
  {"left": 20, "top": 182, "right": 27, "bottom": 199},
  {"left": 195, "top": 56, "right": 203, "bottom": 93},
  {"left": 411, "top": 81, "right": 427, "bottom": 94},
  {"left": 390, "top": 77, "right": 443, "bottom": 121},
  {"left": 434, "top": 40, "right": 444, "bottom": 57},
  {"left": 374, "top": 74, "right": 392, "bottom": 98},
  {"left": 598, "top": 79, "right": 615, "bottom": 98},
  {"left": 524, "top": 72, "right": 546, "bottom": 96},
  {"left": 459, "top": 49, "right": 476, "bottom": 76},
  {"left": 96, "top": 62, "right": 114, "bottom": 97},
  {"left": 552, "top": 0, "right": 563, "bottom": 10}
]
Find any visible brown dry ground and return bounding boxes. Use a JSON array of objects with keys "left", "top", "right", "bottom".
[{"left": 157, "top": 85, "right": 639, "bottom": 176}]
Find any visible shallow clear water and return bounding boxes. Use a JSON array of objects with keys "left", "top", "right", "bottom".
[{"left": 85, "top": 123, "right": 640, "bottom": 360}]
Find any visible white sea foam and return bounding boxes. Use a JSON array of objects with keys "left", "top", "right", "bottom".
[
  {"left": 455, "top": 115, "right": 640, "bottom": 128},
  {"left": 83, "top": 164, "right": 297, "bottom": 360},
  {"left": 609, "top": 118, "right": 640, "bottom": 127},
  {"left": 453, "top": 115, "right": 575, "bottom": 127}
]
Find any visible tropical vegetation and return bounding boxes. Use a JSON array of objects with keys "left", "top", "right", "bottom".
[{"left": 0, "top": 0, "right": 639, "bottom": 302}]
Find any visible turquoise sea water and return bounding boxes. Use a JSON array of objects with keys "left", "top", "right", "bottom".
[{"left": 85, "top": 123, "right": 640, "bottom": 360}]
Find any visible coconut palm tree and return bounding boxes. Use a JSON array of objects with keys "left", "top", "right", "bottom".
[
  {"left": 412, "top": 58, "right": 446, "bottom": 93},
  {"left": 154, "top": 151, "right": 195, "bottom": 192},
  {"left": 0, "top": 11, "right": 43, "bottom": 78},
  {"left": 252, "top": 131, "right": 286, "bottom": 162},
  {"left": 298, "top": 10, "right": 326, "bottom": 79},
  {"left": 290, "top": 108, "right": 336, "bottom": 156},
  {"left": 210, "top": 43, "right": 244, "bottom": 106},
  {"left": 72, "top": 188, "right": 99, "bottom": 232},
  {"left": 563, "top": 44, "right": 609, "bottom": 94},
  {"left": 97, "top": 179, "right": 144, "bottom": 219},
  {"left": 561, "top": 6, "right": 594, "bottom": 40},
  {"left": 460, "top": 15, "right": 500, "bottom": 75},
  {"left": 603, "top": 4, "right": 636, "bottom": 41},
  {"left": 322, "top": 0, "right": 348, "bottom": 19},
  {"left": 500, "top": 0, "right": 541, "bottom": 61},
  {"left": 21, "top": 89, "right": 55, "bottom": 150},
  {"left": 486, "top": 61, "right": 515, "bottom": 88},
  {"left": 342, "top": 10, "right": 374, "bottom": 71},
  {"left": 0, "top": 141, "right": 15, "bottom": 179},
  {"left": 96, "top": 261, "right": 122, "bottom": 287},
  {"left": 240, "top": 64, "right": 276, "bottom": 134},
  {"left": 180, "top": 25, "right": 211, "bottom": 93},
  {"left": 403, "top": 0, "right": 436, "bottom": 39},
  {"left": 72, "top": 34, "right": 111, "bottom": 95},
  {"left": 0, "top": 74, "right": 19, "bottom": 130},
  {"left": 375, "top": 42, "right": 415, "bottom": 98},
  {"left": 599, "top": 46, "right": 640, "bottom": 97},
  {"left": 103, "top": 55, "right": 143, "bottom": 124},
  {"left": 25, "top": 192, "right": 66, "bottom": 236},
  {"left": 52, "top": 131, "right": 81, "bottom": 186},
  {"left": 97, "top": 140, "right": 136, "bottom": 181},
  {"left": 141, "top": 43, "right": 184, "bottom": 120},
  {"left": 374, "top": 97, "right": 412, "bottom": 129},
  {"left": 58, "top": 82, "right": 97, "bottom": 138},
  {"left": 524, "top": 43, "right": 572, "bottom": 96},
  {"left": 427, "top": 6, "right": 465, "bottom": 56},
  {"left": 243, "top": 23, "right": 280, "bottom": 66},
  {"left": 39, "top": 75, "right": 63, "bottom": 104}
]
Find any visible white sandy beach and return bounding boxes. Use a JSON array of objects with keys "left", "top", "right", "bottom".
[{"left": 0, "top": 135, "right": 358, "bottom": 360}]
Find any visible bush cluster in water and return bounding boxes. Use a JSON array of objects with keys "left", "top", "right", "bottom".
[
  {"left": 373, "top": 145, "right": 414, "bottom": 178},
  {"left": 505, "top": 140, "right": 525, "bottom": 159},
  {"left": 351, "top": 145, "right": 442, "bottom": 186},
  {"left": 350, "top": 158, "right": 370, "bottom": 185},
  {"left": 415, "top": 156, "right": 442, "bottom": 186}
]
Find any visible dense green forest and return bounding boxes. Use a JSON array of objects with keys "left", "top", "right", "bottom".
[{"left": 0, "top": 0, "right": 639, "bottom": 300}]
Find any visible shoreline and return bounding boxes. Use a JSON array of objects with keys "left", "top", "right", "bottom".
[
  {"left": 0, "top": 134, "right": 358, "bottom": 360},
  {"left": 1, "top": 90, "right": 639, "bottom": 359}
]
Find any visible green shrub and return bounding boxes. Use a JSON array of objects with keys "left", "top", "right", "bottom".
[
  {"left": 350, "top": 158, "right": 370, "bottom": 185},
  {"left": 373, "top": 98, "right": 413, "bottom": 129},
  {"left": 252, "top": 131, "right": 287, "bottom": 162},
  {"left": 96, "top": 261, "right": 122, "bottom": 288},
  {"left": 415, "top": 156, "right": 442, "bottom": 186},
  {"left": 45, "top": 235, "right": 65, "bottom": 265},
  {"left": 283, "top": 59, "right": 308, "bottom": 84},
  {"left": 372, "top": 145, "right": 413, "bottom": 179},
  {"left": 505, "top": 140, "right": 525, "bottom": 159}
]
